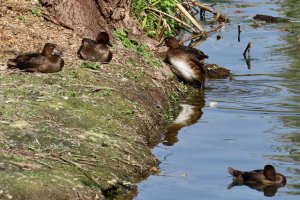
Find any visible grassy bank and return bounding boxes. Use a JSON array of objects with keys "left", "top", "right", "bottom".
[{"left": 0, "top": 1, "right": 192, "bottom": 199}]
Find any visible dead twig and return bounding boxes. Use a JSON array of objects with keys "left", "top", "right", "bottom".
[
  {"left": 181, "top": 33, "right": 207, "bottom": 44},
  {"left": 182, "top": 1, "right": 228, "bottom": 22},
  {"left": 146, "top": 7, "right": 197, "bottom": 33},
  {"left": 176, "top": 3, "right": 205, "bottom": 33},
  {"left": 238, "top": 25, "right": 241, "bottom": 42},
  {"left": 32, "top": 159, "right": 55, "bottom": 169},
  {"left": 243, "top": 42, "right": 252, "bottom": 69},
  {"left": 158, "top": 23, "right": 168, "bottom": 42},
  {"left": 156, "top": 14, "right": 163, "bottom": 38},
  {"left": 148, "top": 11, "right": 172, "bottom": 36},
  {"left": 10, "top": 161, "right": 42, "bottom": 170},
  {"left": 181, "top": 22, "right": 225, "bottom": 44},
  {"left": 52, "top": 154, "right": 104, "bottom": 189},
  {"left": 71, "top": 83, "right": 118, "bottom": 92},
  {"left": 243, "top": 42, "right": 252, "bottom": 58},
  {"left": 206, "top": 22, "right": 225, "bottom": 34}
]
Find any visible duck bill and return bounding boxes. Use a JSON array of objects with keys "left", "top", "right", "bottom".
[
  {"left": 53, "top": 49, "right": 63, "bottom": 56},
  {"left": 107, "top": 41, "right": 113, "bottom": 47}
]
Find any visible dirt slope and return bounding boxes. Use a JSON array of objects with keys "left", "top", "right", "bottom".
[{"left": 0, "top": 1, "right": 186, "bottom": 199}]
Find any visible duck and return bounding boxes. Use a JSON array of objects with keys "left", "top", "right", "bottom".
[
  {"left": 78, "top": 31, "right": 112, "bottom": 63},
  {"left": 163, "top": 36, "right": 208, "bottom": 62},
  {"left": 228, "top": 165, "right": 286, "bottom": 186},
  {"left": 8, "top": 43, "right": 64, "bottom": 73},
  {"left": 163, "top": 36, "right": 207, "bottom": 89}
]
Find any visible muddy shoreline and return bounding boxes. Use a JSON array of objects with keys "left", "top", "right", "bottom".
[
  {"left": 0, "top": 1, "right": 230, "bottom": 199},
  {"left": 0, "top": 1, "right": 191, "bottom": 199}
]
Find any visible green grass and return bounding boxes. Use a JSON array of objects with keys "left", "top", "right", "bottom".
[
  {"left": 19, "top": 15, "right": 25, "bottom": 22},
  {"left": 124, "top": 70, "right": 144, "bottom": 81},
  {"left": 131, "top": 0, "right": 177, "bottom": 37},
  {"left": 116, "top": 29, "right": 162, "bottom": 68},
  {"left": 0, "top": 35, "right": 182, "bottom": 198},
  {"left": 100, "top": 88, "right": 113, "bottom": 96},
  {"left": 32, "top": 6, "right": 42, "bottom": 17},
  {"left": 80, "top": 61, "right": 101, "bottom": 69}
]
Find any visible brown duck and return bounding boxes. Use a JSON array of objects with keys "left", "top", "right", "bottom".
[
  {"left": 78, "top": 32, "right": 112, "bottom": 63},
  {"left": 228, "top": 165, "right": 286, "bottom": 185},
  {"left": 164, "top": 37, "right": 207, "bottom": 89},
  {"left": 8, "top": 43, "right": 64, "bottom": 73}
]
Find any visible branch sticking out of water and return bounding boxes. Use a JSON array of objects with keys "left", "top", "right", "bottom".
[
  {"left": 243, "top": 42, "right": 252, "bottom": 58},
  {"left": 243, "top": 42, "right": 252, "bottom": 70},
  {"left": 238, "top": 25, "right": 241, "bottom": 42}
]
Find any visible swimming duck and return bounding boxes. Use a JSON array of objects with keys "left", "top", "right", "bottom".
[
  {"left": 228, "top": 165, "right": 286, "bottom": 185},
  {"left": 164, "top": 36, "right": 206, "bottom": 89},
  {"left": 78, "top": 32, "right": 112, "bottom": 63},
  {"left": 8, "top": 43, "right": 64, "bottom": 73}
]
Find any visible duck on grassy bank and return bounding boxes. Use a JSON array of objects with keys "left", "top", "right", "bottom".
[
  {"left": 8, "top": 43, "right": 64, "bottom": 73},
  {"left": 78, "top": 32, "right": 113, "bottom": 63}
]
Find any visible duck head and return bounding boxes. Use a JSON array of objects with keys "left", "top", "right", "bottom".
[
  {"left": 81, "top": 38, "right": 95, "bottom": 46},
  {"left": 96, "top": 32, "right": 113, "bottom": 47},
  {"left": 164, "top": 36, "right": 181, "bottom": 49},
  {"left": 263, "top": 165, "right": 277, "bottom": 181},
  {"left": 42, "top": 43, "right": 63, "bottom": 57}
]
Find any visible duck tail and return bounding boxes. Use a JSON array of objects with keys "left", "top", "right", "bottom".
[
  {"left": 228, "top": 167, "right": 236, "bottom": 176},
  {"left": 7, "top": 58, "right": 17, "bottom": 68},
  {"left": 228, "top": 167, "right": 244, "bottom": 178}
]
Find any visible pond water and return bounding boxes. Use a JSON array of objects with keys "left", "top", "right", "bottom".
[{"left": 136, "top": 0, "right": 300, "bottom": 199}]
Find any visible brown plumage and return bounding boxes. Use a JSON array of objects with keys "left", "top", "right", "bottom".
[
  {"left": 164, "top": 36, "right": 208, "bottom": 62},
  {"left": 78, "top": 32, "right": 112, "bottom": 63},
  {"left": 164, "top": 36, "right": 206, "bottom": 89},
  {"left": 8, "top": 43, "right": 64, "bottom": 73},
  {"left": 228, "top": 165, "right": 286, "bottom": 185}
]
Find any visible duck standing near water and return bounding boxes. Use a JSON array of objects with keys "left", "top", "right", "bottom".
[
  {"left": 163, "top": 37, "right": 208, "bottom": 89},
  {"left": 78, "top": 31, "right": 113, "bottom": 63},
  {"left": 8, "top": 43, "right": 64, "bottom": 73}
]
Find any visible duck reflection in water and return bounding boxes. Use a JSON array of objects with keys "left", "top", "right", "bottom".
[
  {"left": 163, "top": 103, "right": 203, "bottom": 146},
  {"left": 227, "top": 165, "right": 287, "bottom": 197}
]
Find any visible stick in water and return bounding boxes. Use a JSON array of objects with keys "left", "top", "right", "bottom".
[
  {"left": 243, "top": 42, "right": 252, "bottom": 58},
  {"left": 238, "top": 25, "right": 241, "bottom": 42}
]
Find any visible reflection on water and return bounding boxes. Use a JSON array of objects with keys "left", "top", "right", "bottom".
[
  {"left": 163, "top": 103, "right": 204, "bottom": 146},
  {"left": 269, "top": 0, "right": 300, "bottom": 196},
  {"left": 136, "top": 0, "right": 300, "bottom": 199},
  {"left": 105, "top": 187, "right": 138, "bottom": 200},
  {"left": 228, "top": 182, "right": 285, "bottom": 197}
]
